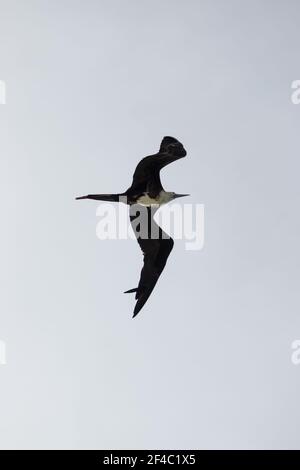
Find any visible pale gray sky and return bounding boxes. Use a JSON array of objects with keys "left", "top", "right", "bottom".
[{"left": 0, "top": 0, "right": 300, "bottom": 450}]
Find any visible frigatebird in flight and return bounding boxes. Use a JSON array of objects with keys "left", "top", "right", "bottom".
[{"left": 76, "top": 136, "right": 188, "bottom": 317}]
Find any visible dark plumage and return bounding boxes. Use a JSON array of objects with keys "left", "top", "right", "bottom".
[{"left": 76, "top": 136, "right": 188, "bottom": 317}]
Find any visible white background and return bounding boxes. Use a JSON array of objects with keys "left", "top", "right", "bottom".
[{"left": 0, "top": 0, "right": 300, "bottom": 449}]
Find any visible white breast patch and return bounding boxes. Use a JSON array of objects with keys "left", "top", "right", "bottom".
[
  {"left": 136, "top": 191, "right": 172, "bottom": 207},
  {"left": 136, "top": 194, "right": 160, "bottom": 206}
]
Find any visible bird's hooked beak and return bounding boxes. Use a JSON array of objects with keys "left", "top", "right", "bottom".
[{"left": 173, "top": 193, "right": 190, "bottom": 199}]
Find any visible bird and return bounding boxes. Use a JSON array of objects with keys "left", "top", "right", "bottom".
[{"left": 76, "top": 136, "right": 188, "bottom": 317}]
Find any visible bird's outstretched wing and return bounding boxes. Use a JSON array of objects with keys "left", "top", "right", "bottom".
[
  {"left": 126, "top": 136, "right": 187, "bottom": 197},
  {"left": 126, "top": 205, "right": 174, "bottom": 317}
]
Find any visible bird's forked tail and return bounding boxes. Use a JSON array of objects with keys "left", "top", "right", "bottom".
[{"left": 76, "top": 194, "right": 121, "bottom": 202}]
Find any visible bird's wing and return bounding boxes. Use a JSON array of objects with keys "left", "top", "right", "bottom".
[
  {"left": 127, "top": 136, "right": 187, "bottom": 197},
  {"left": 127, "top": 206, "right": 174, "bottom": 317}
]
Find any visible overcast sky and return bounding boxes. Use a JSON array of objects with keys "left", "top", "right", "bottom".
[{"left": 0, "top": 0, "right": 300, "bottom": 450}]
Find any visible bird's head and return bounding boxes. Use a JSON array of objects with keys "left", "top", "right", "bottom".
[
  {"left": 160, "top": 136, "right": 187, "bottom": 158},
  {"left": 170, "top": 192, "right": 190, "bottom": 200}
]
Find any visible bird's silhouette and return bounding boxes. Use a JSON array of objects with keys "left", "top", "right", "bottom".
[{"left": 76, "top": 136, "right": 188, "bottom": 317}]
